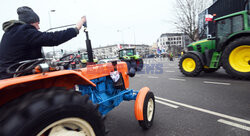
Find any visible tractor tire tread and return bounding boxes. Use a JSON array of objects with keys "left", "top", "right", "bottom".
[
  {"left": 221, "top": 36, "right": 250, "bottom": 80},
  {"left": 0, "top": 88, "right": 105, "bottom": 136}
]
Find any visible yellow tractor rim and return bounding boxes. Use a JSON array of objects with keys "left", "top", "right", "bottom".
[
  {"left": 229, "top": 45, "right": 250, "bottom": 72},
  {"left": 182, "top": 58, "right": 196, "bottom": 72}
]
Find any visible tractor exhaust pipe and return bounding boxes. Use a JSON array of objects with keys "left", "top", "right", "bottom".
[{"left": 83, "top": 21, "right": 94, "bottom": 65}]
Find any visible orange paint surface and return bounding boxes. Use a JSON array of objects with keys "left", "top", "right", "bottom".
[
  {"left": 134, "top": 87, "right": 150, "bottom": 120},
  {"left": 0, "top": 62, "right": 129, "bottom": 106}
]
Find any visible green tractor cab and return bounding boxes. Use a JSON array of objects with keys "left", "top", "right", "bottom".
[
  {"left": 118, "top": 47, "right": 143, "bottom": 71},
  {"left": 179, "top": 10, "right": 250, "bottom": 79}
]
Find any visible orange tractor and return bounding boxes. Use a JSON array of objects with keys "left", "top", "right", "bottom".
[{"left": 0, "top": 21, "right": 155, "bottom": 136}]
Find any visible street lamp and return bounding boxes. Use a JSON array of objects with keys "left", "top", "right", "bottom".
[
  {"left": 117, "top": 27, "right": 136, "bottom": 45},
  {"left": 48, "top": 10, "right": 56, "bottom": 58},
  {"left": 117, "top": 29, "right": 124, "bottom": 44},
  {"left": 128, "top": 27, "right": 136, "bottom": 45},
  {"left": 48, "top": 10, "right": 56, "bottom": 28}
]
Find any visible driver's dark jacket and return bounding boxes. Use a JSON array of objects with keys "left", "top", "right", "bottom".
[{"left": 0, "top": 20, "right": 79, "bottom": 80}]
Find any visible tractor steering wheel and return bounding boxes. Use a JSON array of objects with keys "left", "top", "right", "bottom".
[
  {"left": 6, "top": 58, "right": 46, "bottom": 76},
  {"left": 59, "top": 54, "right": 76, "bottom": 62},
  {"left": 59, "top": 54, "right": 77, "bottom": 69}
]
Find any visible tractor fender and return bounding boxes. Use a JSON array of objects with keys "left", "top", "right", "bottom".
[
  {"left": 0, "top": 70, "right": 96, "bottom": 106},
  {"left": 218, "top": 32, "right": 250, "bottom": 52},
  {"left": 187, "top": 51, "right": 205, "bottom": 66},
  {"left": 134, "top": 87, "right": 150, "bottom": 121}
]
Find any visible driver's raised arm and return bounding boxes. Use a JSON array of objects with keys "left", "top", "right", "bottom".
[{"left": 26, "top": 16, "right": 86, "bottom": 47}]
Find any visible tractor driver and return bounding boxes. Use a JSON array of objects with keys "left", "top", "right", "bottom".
[{"left": 0, "top": 6, "right": 86, "bottom": 80}]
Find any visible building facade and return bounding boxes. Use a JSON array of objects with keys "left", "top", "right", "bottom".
[
  {"left": 157, "top": 33, "right": 192, "bottom": 56},
  {"left": 157, "top": 33, "right": 192, "bottom": 49}
]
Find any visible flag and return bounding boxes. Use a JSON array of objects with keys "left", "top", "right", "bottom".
[
  {"left": 205, "top": 14, "right": 213, "bottom": 22},
  {"left": 117, "top": 44, "right": 122, "bottom": 49}
]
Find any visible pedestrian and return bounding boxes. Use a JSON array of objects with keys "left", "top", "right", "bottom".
[{"left": 0, "top": 6, "right": 86, "bottom": 80}]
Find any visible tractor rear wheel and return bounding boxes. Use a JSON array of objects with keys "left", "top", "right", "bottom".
[
  {"left": 0, "top": 88, "right": 105, "bottom": 136},
  {"left": 222, "top": 37, "right": 250, "bottom": 79},
  {"left": 179, "top": 53, "right": 203, "bottom": 76},
  {"left": 138, "top": 91, "right": 155, "bottom": 130}
]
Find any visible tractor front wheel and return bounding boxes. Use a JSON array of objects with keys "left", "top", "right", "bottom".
[
  {"left": 222, "top": 37, "right": 250, "bottom": 79},
  {"left": 138, "top": 91, "right": 155, "bottom": 130},
  {"left": 0, "top": 88, "right": 105, "bottom": 136},
  {"left": 179, "top": 53, "right": 203, "bottom": 76}
]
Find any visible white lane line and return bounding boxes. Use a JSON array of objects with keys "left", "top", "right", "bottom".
[
  {"left": 204, "top": 81, "right": 231, "bottom": 86},
  {"left": 147, "top": 76, "right": 159, "bottom": 79},
  {"left": 165, "top": 71, "right": 175, "bottom": 73},
  {"left": 162, "top": 67, "right": 170, "bottom": 69},
  {"left": 155, "top": 100, "right": 179, "bottom": 108},
  {"left": 168, "top": 78, "right": 186, "bottom": 81},
  {"left": 218, "top": 119, "right": 250, "bottom": 131},
  {"left": 155, "top": 96, "right": 250, "bottom": 125}
]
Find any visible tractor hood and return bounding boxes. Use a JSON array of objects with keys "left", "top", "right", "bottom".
[
  {"left": 187, "top": 39, "right": 216, "bottom": 53},
  {"left": 123, "top": 54, "right": 141, "bottom": 60}
]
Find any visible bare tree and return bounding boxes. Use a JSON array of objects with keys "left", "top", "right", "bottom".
[{"left": 175, "top": 0, "right": 212, "bottom": 42}]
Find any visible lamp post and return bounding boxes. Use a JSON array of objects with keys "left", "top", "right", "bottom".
[
  {"left": 117, "top": 29, "right": 124, "bottom": 44},
  {"left": 117, "top": 27, "right": 136, "bottom": 46},
  {"left": 48, "top": 10, "right": 56, "bottom": 58},
  {"left": 128, "top": 27, "right": 136, "bottom": 45}
]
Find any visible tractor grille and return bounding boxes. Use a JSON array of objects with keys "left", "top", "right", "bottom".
[
  {"left": 197, "top": 45, "right": 202, "bottom": 52},
  {"left": 187, "top": 46, "right": 193, "bottom": 51}
]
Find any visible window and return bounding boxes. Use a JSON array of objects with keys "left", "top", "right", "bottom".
[
  {"left": 232, "top": 15, "right": 243, "bottom": 33},
  {"left": 248, "top": 15, "right": 250, "bottom": 29},
  {"left": 217, "top": 18, "right": 231, "bottom": 37},
  {"left": 217, "top": 15, "right": 243, "bottom": 38}
]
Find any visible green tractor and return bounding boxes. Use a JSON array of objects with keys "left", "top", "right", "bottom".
[
  {"left": 118, "top": 47, "right": 143, "bottom": 71},
  {"left": 179, "top": 10, "right": 250, "bottom": 79},
  {"left": 80, "top": 52, "right": 98, "bottom": 67}
]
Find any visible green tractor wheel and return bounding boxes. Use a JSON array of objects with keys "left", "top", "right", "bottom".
[
  {"left": 179, "top": 53, "right": 202, "bottom": 77},
  {"left": 222, "top": 37, "right": 250, "bottom": 79}
]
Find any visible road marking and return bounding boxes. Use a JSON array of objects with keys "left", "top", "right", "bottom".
[
  {"left": 155, "top": 96, "right": 250, "bottom": 125},
  {"left": 155, "top": 100, "right": 179, "bottom": 108},
  {"left": 203, "top": 81, "right": 231, "bottom": 86},
  {"left": 147, "top": 76, "right": 158, "bottom": 79},
  {"left": 165, "top": 70, "right": 175, "bottom": 73},
  {"left": 168, "top": 78, "right": 186, "bottom": 81},
  {"left": 162, "top": 67, "right": 170, "bottom": 69},
  {"left": 218, "top": 119, "right": 250, "bottom": 131}
]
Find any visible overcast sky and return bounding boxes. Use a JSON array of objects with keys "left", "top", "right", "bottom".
[{"left": 0, "top": 0, "right": 177, "bottom": 52}]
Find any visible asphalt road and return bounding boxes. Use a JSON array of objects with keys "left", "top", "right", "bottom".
[{"left": 105, "top": 58, "right": 250, "bottom": 136}]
